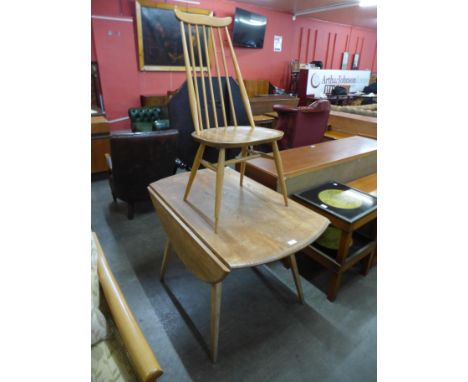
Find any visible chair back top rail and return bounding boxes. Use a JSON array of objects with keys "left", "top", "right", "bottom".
[
  {"left": 175, "top": 9, "right": 255, "bottom": 133},
  {"left": 175, "top": 9, "right": 231, "bottom": 27}
]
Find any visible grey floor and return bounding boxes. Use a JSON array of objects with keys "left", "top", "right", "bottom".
[{"left": 91, "top": 176, "right": 376, "bottom": 382}]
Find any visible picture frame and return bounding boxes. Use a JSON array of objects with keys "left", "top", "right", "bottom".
[
  {"left": 341, "top": 52, "right": 349, "bottom": 70},
  {"left": 351, "top": 53, "right": 360, "bottom": 70},
  {"left": 135, "top": 1, "right": 213, "bottom": 71}
]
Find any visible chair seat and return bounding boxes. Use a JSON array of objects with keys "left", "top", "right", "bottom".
[{"left": 191, "top": 126, "right": 284, "bottom": 148}]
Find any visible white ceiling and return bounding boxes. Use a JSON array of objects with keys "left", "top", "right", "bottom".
[{"left": 234, "top": 0, "right": 377, "bottom": 29}]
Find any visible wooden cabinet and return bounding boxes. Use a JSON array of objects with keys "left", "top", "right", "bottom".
[
  {"left": 249, "top": 95, "right": 299, "bottom": 115},
  {"left": 91, "top": 115, "right": 110, "bottom": 174}
]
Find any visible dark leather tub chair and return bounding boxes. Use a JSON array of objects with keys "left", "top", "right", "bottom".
[{"left": 105, "top": 130, "right": 178, "bottom": 219}]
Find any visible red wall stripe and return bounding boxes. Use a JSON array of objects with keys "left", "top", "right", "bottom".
[
  {"left": 305, "top": 28, "right": 311, "bottom": 62},
  {"left": 371, "top": 41, "right": 377, "bottom": 73},
  {"left": 312, "top": 29, "right": 318, "bottom": 61},
  {"left": 330, "top": 33, "right": 337, "bottom": 68},
  {"left": 324, "top": 32, "right": 331, "bottom": 68},
  {"left": 297, "top": 27, "right": 303, "bottom": 61}
]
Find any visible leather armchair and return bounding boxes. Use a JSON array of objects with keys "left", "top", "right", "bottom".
[
  {"left": 273, "top": 100, "right": 330, "bottom": 149},
  {"left": 106, "top": 130, "right": 178, "bottom": 219},
  {"left": 128, "top": 106, "right": 171, "bottom": 132}
]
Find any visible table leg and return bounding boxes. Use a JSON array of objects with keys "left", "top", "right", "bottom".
[
  {"left": 327, "top": 230, "right": 352, "bottom": 302},
  {"left": 214, "top": 149, "right": 226, "bottom": 233},
  {"left": 271, "top": 141, "right": 289, "bottom": 206},
  {"left": 360, "top": 249, "right": 375, "bottom": 276},
  {"left": 160, "top": 240, "right": 172, "bottom": 281},
  {"left": 289, "top": 254, "right": 304, "bottom": 304},
  {"left": 210, "top": 282, "right": 222, "bottom": 363},
  {"left": 361, "top": 219, "right": 377, "bottom": 275}
]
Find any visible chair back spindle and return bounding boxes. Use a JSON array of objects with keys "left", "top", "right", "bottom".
[
  {"left": 202, "top": 26, "right": 219, "bottom": 129},
  {"left": 210, "top": 26, "right": 228, "bottom": 128},
  {"left": 176, "top": 10, "right": 256, "bottom": 132}
]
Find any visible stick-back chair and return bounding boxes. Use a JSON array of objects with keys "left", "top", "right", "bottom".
[{"left": 174, "top": 9, "right": 289, "bottom": 233}]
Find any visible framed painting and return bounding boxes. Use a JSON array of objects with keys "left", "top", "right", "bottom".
[
  {"left": 135, "top": 1, "right": 213, "bottom": 71},
  {"left": 352, "top": 53, "right": 360, "bottom": 70},
  {"left": 341, "top": 52, "right": 349, "bottom": 70}
]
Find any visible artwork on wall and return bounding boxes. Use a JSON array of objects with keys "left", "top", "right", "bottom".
[
  {"left": 341, "top": 52, "right": 349, "bottom": 70},
  {"left": 91, "top": 62, "right": 105, "bottom": 113},
  {"left": 273, "top": 35, "right": 282, "bottom": 52},
  {"left": 135, "top": 1, "right": 213, "bottom": 71},
  {"left": 352, "top": 53, "right": 360, "bottom": 70}
]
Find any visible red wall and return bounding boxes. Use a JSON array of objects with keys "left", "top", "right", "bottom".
[{"left": 91, "top": 0, "right": 376, "bottom": 130}]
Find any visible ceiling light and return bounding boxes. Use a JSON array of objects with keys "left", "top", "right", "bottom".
[
  {"left": 173, "top": 0, "right": 201, "bottom": 5},
  {"left": 360, "top": 0, "right": 377, "bottom": 6}
]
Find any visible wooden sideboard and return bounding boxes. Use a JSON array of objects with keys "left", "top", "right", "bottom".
[
  {"left": 244, "top": 136, "right": 377, "bottom": 195},
  {"left": 243, "top": 79, "right": 269, "bottom": 97},
  {"left": 249, "top": 95, "right": 299, "bottom": 115},
  {"left": 91, "top": 114, "right": 110, "bottom": 174},
  {"left": 140, "top": 95, "right": 169, "bottom": 107},
  {"left": 327, "top": 110, "right": 377, "bottom": 139}
]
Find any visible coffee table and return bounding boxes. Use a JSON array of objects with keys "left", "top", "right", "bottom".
[{"left": 294, "top": 176, "right": 377, "bottom": 301}]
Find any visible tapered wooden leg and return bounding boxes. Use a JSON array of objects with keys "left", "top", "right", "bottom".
[
  {"left": 271, "top": 141, "right": 288, "bottom": 206},
  {"left": 239, "top": 146, "right": 248, "bottom": 187},
  {"left": 210, "top": 282, "right": 222, "bottom": 363},
  {"left": 360, "top": 250, "right": 375, "bottom": 276},
  {"left": 289, "top": 254, "right": 305, "bottom": 304},
  {"left": 214, "top": 148, "right": 225, "bottom": 233},
  {"left": 184, "top": 144, "right": 205, "bottom": 201},
  {"left": 328, "top": 230, "right": 352, "bottom": 301},
  {"left": 327, "top": 271, "right": 343, "bottom": 302},
  {"left": 160, "top": 240, "right": 172, "bottom": 281}
]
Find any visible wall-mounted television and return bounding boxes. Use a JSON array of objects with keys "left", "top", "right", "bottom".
[{"left": 232, "top": 7, "right": 267, "bottom": 49}]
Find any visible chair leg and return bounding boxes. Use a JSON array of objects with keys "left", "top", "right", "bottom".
[
  {"left": 214, "top": 148, "right": 226, "bottom": 233},
  {"left": 271, "top": 141, "right": 288, "bottom": 206},
  {"left": 160, "top": 240, "right": 172, "bottom": 281},
  {"left": 210, "top": 282, "right": 222, "bottom": 363},
  {"left": 289, "top": 254, "right": 305, "bottom": 304},
  {"left": 184, "top": 144, "right": 205, "bottom": 201},
  {"left": 112, "top": 193, "right": 117, "bottom": 203},
  {"left": 239, "top": 146, "right": 248, "bottom": 187}
]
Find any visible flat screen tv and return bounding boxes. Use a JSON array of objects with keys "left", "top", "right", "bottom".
[{"left": 232, "top": 8, "right": 267, "bottom": 49}]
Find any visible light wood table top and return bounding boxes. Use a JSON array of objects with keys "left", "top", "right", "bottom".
[
  {"left": 347, "top": 173, "right": 377, "bottom": 196},
  {"left": 247, "top": 136, "right": 377, "bottom": 180},
  {"left": 149, "top": 167, "right": 329, "bottom": 269}
]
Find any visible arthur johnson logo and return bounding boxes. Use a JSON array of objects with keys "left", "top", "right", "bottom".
[{"left": 310, "top": 72, "right": 321, "bottom": 88}]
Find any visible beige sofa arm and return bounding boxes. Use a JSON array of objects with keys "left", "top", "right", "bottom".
[{"left": 93, "top": 233, "right": 163, "bottom": 382}]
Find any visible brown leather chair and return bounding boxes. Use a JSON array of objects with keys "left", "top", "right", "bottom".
[
  {"left": 105, "top": 130, "right": 178, "bottom": 219},
  {"left": 273, "top": 100, "right": 330, "bottom": 149}
]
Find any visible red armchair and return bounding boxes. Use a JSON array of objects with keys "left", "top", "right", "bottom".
[{"left": 273, "top": 100, "right": 330, "bottom": 149}]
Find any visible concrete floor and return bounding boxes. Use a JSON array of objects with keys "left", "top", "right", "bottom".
[{"left": 91, "top": 177, "right": 376, "bottom": 382}]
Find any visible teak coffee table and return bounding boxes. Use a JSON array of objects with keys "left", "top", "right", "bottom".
[
  {"left": 148, "top": 168, "right": 329, "bottom": 362},
  {"left": 294, "top": 175, "right": 377, "bottom": 302}
]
